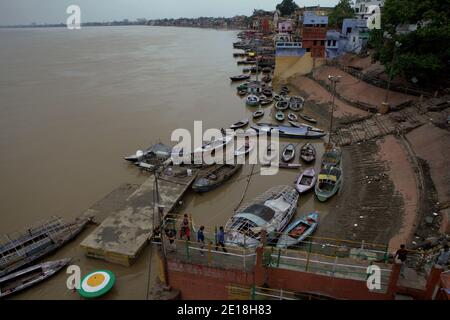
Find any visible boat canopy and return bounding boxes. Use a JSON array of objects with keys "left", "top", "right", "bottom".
[
  {"left": 264, "top": 197, "right": 291, "bottom": 213},
  {"left": 318, "top": 167, "right": 341, "bottom": 182},
  {"left": 236, "top": 203, "right": 275, "bottom": 224}
]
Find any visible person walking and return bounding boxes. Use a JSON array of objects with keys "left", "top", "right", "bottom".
[
  {"left": 394, "top": 244, "right": 408, "bottom": 277},
  {"left": 180, "top": 214, "right": 191, "bottom": 241},
  {"left": 215, "top": 226, "right": 227, "bottom": 253},
  {"left": 197, "top": 226, "right": 205, "bottom": 256},
  {"left": 436, "top": 244, "right": 450, "bottom": 268}
]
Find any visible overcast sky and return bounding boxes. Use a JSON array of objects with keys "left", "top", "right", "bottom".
[{"left": 0, "top": 0, "right": 340, "bottom": 25}]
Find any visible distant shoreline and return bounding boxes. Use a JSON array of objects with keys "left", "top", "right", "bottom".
[{"left": 0, "top": 24, "right": 245, "bottom": 31}]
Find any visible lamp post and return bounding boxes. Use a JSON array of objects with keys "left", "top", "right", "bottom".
[
  {"left": 382, "top": 41, "right": 401, "bottom": 112},
  {"left": 327, "top": 75, "right": 341, "bottom": 146}
]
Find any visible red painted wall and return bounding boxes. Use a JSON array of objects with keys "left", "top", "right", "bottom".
[{"left": 167, "top": 260, "right": 254, "bottom": 300}]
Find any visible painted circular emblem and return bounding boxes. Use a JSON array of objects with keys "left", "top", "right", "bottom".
[{"left": 78, "top": 270, "right": 115, "bottom": 298}]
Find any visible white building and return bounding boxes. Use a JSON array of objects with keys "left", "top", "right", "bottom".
[{"left": 353, "top": 0, "right": 384, "bottom": 20}]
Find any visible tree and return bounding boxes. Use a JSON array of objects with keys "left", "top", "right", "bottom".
[
  {"left": 328, "top": 0, "right": 355, "bottom": 28},
  {"left": 369, "top": 0, "right": 450, "bottom": 86},
  {"left": 276, "top": 0, "right": 299, "bottom": 17}
]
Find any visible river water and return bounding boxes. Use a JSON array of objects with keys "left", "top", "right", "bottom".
[{"left": 0, "top": 26, "right": 332, "bottom": 299}]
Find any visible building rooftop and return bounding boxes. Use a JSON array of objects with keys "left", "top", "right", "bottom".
[{"left": 303, "top": 11, "right": 328, "bottom": 25}]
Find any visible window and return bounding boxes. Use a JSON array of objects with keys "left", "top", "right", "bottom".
[
  {"left": 321, "top": 40, "right": 325, "bottom": 46},
  {"left": 306, "top": 48, "right": 311, "bottom": 52},
  {"left": 333, "top": 40, "right": 337, "bottom": 46},
  {"left": 313, "top": 40, "right": 317, "bottom": 46}
]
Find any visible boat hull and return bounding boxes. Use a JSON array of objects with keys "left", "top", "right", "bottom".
[{"left": 276, "top": 212, "right": 319, "bottom": 248}]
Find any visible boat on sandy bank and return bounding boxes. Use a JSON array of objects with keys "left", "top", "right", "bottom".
[
  {"left": 275, "top": 111, "right": 285, "bottom": 122},
  {"left": 315, "top": 166, "right": 343, "bottom": 202},
  {"left": 276, "top": 212, "right": 319, "bottom": 248},
  {"left": 300, "top": 143, "right": 316, "bottom": 163},
  {"left": 287, "top": 113, "right": 298, "bottom": 122},
  {"left": 252, "top": 110, "right": 264, "bottom": 119},
  {"left": 321, "top": 147, "right": 342, "bottom": 168},
  {"left": 288, "top": 121, "right": 324, "bottom": 133},
  {"left": 0, "top": 258, "right": 71, "bottom": 298},
  {"left": 260, "top": 98, "right": 273, "bottom": 106},
  {"left": 295, "top": 167, "right": 316, "bottom": 194},
  {"left": 192, "top": 164, "right": 242, "bottom": 193},
  {"left": 275, "top": 100, "right": 288, "bottom": 110},
  {"left": 299, "top": 113, "right": 317, "bottom": 124},
  {"left": 225, "top": 185, "right": 299, "bottom": 247},
  {"left": 288, "top": 96, "right": 304, "bottom": 111},
  {"left": 246, "top": 94, "right": 260, "bottom": 106},
  {"left": 250, "top": 123, "right": 327, "bottom": 139},
  {"left": 282, "top": 144, "right": 295, "bottom": 162}
]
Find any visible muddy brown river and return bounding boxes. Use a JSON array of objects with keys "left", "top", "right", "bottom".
[{"left": 0, "top": 26, "right": 333, "bottom": 299}]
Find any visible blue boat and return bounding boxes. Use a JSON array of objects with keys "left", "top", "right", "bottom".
[{"left": 276, "top": 212, "right": 319, "bottom": 248}]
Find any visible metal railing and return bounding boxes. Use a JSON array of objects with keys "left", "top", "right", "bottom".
[{"left": 227, "top": 285, "right": 338, "bottom": 300}]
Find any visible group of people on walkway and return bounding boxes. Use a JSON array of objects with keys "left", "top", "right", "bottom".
[{"left": 165, "top": 214, "right": 228, "bottom": 254}]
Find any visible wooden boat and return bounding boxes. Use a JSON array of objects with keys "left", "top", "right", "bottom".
[
  {"left": 300, "top": 143, "right": 316, "bottom": 163},
  {"left": 230, "top": 74, "right": 251, "bottom": 82},
  {"left": 0, "top": 258, "right": 71, "bottom": 298},
  {"left": 273, "top": 94, "right": 283, "bottom": 102},
  {"left": 230, "top": 118, "right": 249, "bottom": 130},
  {"left": 252, "top": 110, "right": 264, "bottom": 119},
  {"left": 234, "top": 141, "right": 255, "bottom": 157},
  {"left": 288, "top": 96, "right": 304, "bottom": 111},
  {"left": 276, "top": 212, "right": 319, "bottom": 248},
  {"left": 281, "top": 86, "right": 290, "bottom": 93},
  {"left": 260, "top": 98, "right": 273, "bottom": 106},
  {"left": 315, "top": 166, "right": 343, "bottom": 202},
  {"left": 242, "top": 68, "right": 250, "bottom": 73},
  {"left": 193, "top": 135, "right": 233, "bottom": 155},
  {"left": 251, "top": 123, "right": 327, "bottom": 139},
  {"left": 275, "top": 111, "right": 285, "bottom": 122},
  {"left": 225, "top": 186, "right": 299, "bottom": 247},
  {"left": 278, "top": 163, "right": 302, "bottom": 169},
  {"left": 246, "top": 94, "right": 260, "bottom": 106},
  {"left": 262, "top": 89, "right": 273, "bottom": 97},
  {"left": 299, "top": 113, "right": 317, "bottom": 124},
  {"left": 275, "top": 100, "right": 288, "bottom": 110},
  {"left": 321, "top": 147, "right": 342, "bottom": 168},
  {"left": 192, "top": 164, "right": 242, "bottom": 193},
  {"left": 262, "top": 67, "right": 272, "bottom": 74},
  {"left": 288, "top": 121, "right": 324, "bottom": 133},
  {"left": 282, "top": 144, "right": 295, "bottom": 162},
  {"left": 237, "top": 89, "right": 247, "bottom": 96},
  {"left": 237, "top": 82, "right": 249, "bottom": 91},
  {"left": 295, "top": 167, "right": 316, "bottom": 194},
  {"left": 262, "top": 75, "right": 272, "bottom": 83},
  {"left": 124, "top": 143, "right": 172, "bottom": 162},
  {"left": 0, "top": 218, "right": 90, "bottom": 278},
  {"left": 287, "top": 113, "right": 298, "bottom": 122}
]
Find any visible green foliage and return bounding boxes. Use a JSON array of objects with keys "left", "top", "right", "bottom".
[
  {"left": 276, "top": 0, "right": 299, "bottom": 16},
  {"left": 369, "top": 0, "right": 450, "bottom": 86},
  {"left": 328, "top": 0, "right": 355, "bottom": 28}
]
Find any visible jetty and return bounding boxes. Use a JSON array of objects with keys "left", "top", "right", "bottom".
[{"left": 80, "top": 166, "right": 198, "bottom": 266}]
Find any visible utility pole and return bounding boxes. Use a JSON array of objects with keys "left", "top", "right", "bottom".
[{"left": 327, "top": 75, "right": 341, "bottom": 146}]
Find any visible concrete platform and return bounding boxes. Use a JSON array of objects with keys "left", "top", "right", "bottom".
[{"left": 80, "top": 166, "right": 198, "bottom": 266}]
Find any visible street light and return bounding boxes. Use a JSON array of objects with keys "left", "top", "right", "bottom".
[{"left": 328, "top": 75, "right": 341, "bottom": 146}]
